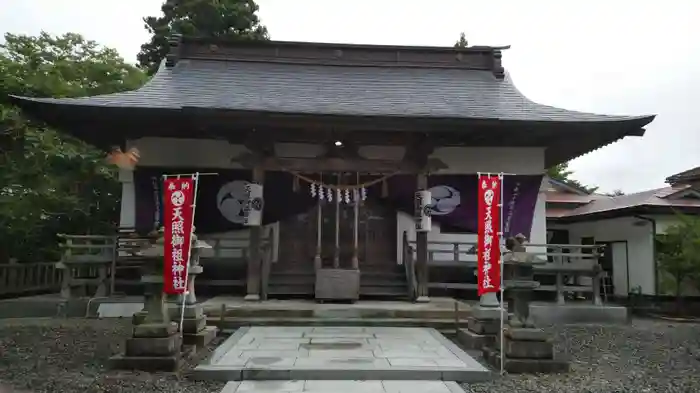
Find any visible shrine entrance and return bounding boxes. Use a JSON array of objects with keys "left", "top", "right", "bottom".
[
  {"left": 277, "top": 172, "right": 397, "bottom": 271},
  {"left": 277, "top": 201, "right": 396, "bottom": 271}
]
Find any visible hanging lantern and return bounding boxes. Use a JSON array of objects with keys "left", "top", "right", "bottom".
[
  {"left": 414, "top": 190, "right": 432, "bottom": 232},
  {"left": 310, "top": 183, "right": 317, "bottom": 198},
  {"left": 343, "top": 189, "right": 350, "bottom": 204},
  {"left": 361, "top": 187, "right": 367, "bottom": 201},
  {"left": 327, "top": 187, "right": 333, "bottom": 202}
]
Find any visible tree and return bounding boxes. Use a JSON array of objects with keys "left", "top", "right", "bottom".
[
  {"left": 0, "top": 32, "right": 147, "bottom": 262},
  {"left": 546, "top": 162, "right": 599, "bottom": 194},
  {"left": 605, "top": 189, "right": 625, "bottom": 197},
  {"left": 454, "top": 32, "right": 468, "bottom": 48},
  {"left": 138, "top": 0, "right": 269, "bottom": 74},
  {"left": 657, "top": 214, "right": 700, "bottom": 314}
]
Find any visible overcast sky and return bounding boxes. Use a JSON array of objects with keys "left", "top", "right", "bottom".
[{"left": 1, "top": 0, "right": 698, "bottom": 193}]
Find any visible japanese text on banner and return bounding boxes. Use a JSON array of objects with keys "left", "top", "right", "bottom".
[
  {"left": 477, "top": 175, "right": 502, "bottom": 295},
  {"left": 163, "top": 177, "right": 195, "bottom": 294}
]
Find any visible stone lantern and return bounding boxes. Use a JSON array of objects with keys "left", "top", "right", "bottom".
[
  {"left": 482, "top": 234, "right": 570, "bottom": 374},
  {"left": 110, "top": 232, "right": 183, "bottom": 371},
  {"left": 168, "top": 231, "right": 218, "bottom": 347},
  {"left": 109, "top": 229, "right": 217, "bottom": 371}
]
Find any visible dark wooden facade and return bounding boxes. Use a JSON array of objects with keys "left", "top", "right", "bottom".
[{"left": 11, "top": 36, "right": 656, "bottom": 301}]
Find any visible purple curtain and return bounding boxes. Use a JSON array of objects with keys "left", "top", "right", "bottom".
[{"left": 134, "top": 168, "right": 542, "bottom": 238}]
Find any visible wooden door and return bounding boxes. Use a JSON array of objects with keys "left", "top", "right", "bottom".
[
  {"left": 277, "top": 208, "right": 317, "bottom": 271},
  {"left": 278, "top": 201, "right": 396, "bottom": 270},
  {"left": 359, "top": 202, "right": 396, "bottom": 270}
]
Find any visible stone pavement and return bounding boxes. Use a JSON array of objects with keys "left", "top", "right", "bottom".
[
  {"left": 194, "top": 326, "right": 490, "bottom": 383},
  {"left": 221, "top": 380, "right": 467, "bottom": 393}
]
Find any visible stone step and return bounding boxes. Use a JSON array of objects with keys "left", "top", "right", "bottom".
[
  {"left": 360, "top": 279, "right": 407, "bottom": 287},
  {"left": 193, "top": 326, "right": 491, "bottom": 383},
  {"left": 207, "top": 304, "right": 471, "bottom": 320},
  {"left": 359, "top": 286, "right": 408, "bottom": 298},
  {"left": 207, "top": 317, "right": 470, "bottom": 330},
  {"left": 267, "top": 285, "right": 315, "bottom": 296},
  {"left": 220, "top": 380, "right": 467, "bottom": 393}
]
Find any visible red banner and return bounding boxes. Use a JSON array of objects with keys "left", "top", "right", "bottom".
[
  {"left": 163, "top": 177, "right": 195, "bottom": 294},
  {"left": 477, "top": 175, "right": 502, "bottom": 295}
]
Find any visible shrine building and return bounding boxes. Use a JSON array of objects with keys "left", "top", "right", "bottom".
[{"left": 10, "top": 36, "right": 656, "bottom": 302}]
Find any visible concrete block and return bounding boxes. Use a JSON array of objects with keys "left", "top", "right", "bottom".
[
  {"left": 168, "top": 304, "right": 204, "bottom": 320},
  {"left": 467, "top": 317, "right": 500, "bottom": 335},
  {"left": 504, "top": 327, "right": 548, "bottom": 342},
  {"left": 472, "top": 306, "right": 504, "bottom": 320},
  {"left": 132, "top": 310, "right": 147, "bottom": 325},
  {"left": 133, "top": 322, "right": 178, "bottom": 338},
  {"left": 497, "top": 336, "right": 554, "bottom": 359},
  {"left": 125, "top": 335, "right": 181, "bottom": 357},
  {"left": 181, "top": 317, "right": 207, "bottom": 334},
  {"left": 456, "top": 328, "right": 493, "bottom": 350},
  {"left": 183, "top": 325, "right": 218, "bottom": 348},
  {"left": 483, "top": 346, "right": 569, "bottom": 374}
]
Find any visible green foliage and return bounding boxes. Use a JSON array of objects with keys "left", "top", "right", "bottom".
[
  {"left": 0, "top": 32, "right": 147, "bottom": 262},
  {"left": 605, "top": 189, "right": 625, "bottom": 197},
  {"left": 546, "top": 162, "right": 599, "bottom": 194},
  {"left": 656, "top": 214, "right": 700, "bottom": 301},
  {"left": 138, "top": 0, "right": 269, "bottom": 74},
  {"left": 454, "top": 32, "right": 468, "bottom": 48}
]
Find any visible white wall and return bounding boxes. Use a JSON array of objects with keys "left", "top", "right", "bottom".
[
  {"left": 563, "top": 217, "right": 656, "bottom": 296},
  {"left": 122, "top": 137, "right": 547, "bottom": 265},
  {"left": 652, "top": 214, "right": 685, "bottom": 234}
]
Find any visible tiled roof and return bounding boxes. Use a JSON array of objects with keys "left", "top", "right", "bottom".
[
  {"left": 667, "top": 166, "right": 700, "bottom": 185},
  {"left": 554, "top": 185, "right": 700, "bottom": 218},
  {"left": 10, "top": 40, "right": 655, "bottom": 124}
]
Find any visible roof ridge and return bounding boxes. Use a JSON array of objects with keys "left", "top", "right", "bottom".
[{"left": 167, "top": 34, "right": 508, "bottom": 78}]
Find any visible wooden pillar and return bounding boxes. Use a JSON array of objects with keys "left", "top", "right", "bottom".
[
  {"left": 245, "top": 166, "right": 265, "bottom": 301},
  {"left": 351, "top": 189, "right": 360, "bottom": 270},
  {"left": 314, "top": 200, "right": 323, "bottom": 270},
  {"left": 333, "top": 187, "right": 340, "bottom": 268},
  {"left": 415, "top": 173, "right": 430, "bottom": 303}
]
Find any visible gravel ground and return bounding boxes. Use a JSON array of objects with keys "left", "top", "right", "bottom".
[
  {"left": 1, "top": 318, "right": 698, "bottom": 393},
  {"left": 0, "top": 318, "right": 224, "bottom": 393},
  {"left": 463, "top": 319, "right": 700, "bottom": 393}
]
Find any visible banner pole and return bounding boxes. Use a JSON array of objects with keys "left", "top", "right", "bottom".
[
  {"left": 178, "top": 172, "right": 200, "bottom": 336},
  {"left": 499, "top": 172, "right": 505, "bottom": 375}
]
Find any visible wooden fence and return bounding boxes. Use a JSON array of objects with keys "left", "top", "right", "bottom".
[
  {"left": 0, "top": 261, "right": 62, "bottom": 297},
  {"left": 403, "top": 233, "right": 608, "bottom": 305}
]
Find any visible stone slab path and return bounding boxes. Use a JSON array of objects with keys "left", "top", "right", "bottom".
[
  {"left": 194, "top": 326, "right": 490, "bottom": 382},
  {"left": 221, "top": 380, "right": 467, "bottom": 393}
]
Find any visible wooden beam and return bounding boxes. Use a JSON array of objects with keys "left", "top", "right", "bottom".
[
  {"left": 243, "top": 129, "right": 275, "bottom": 157},
  {"left": 403, "top": 134, "right": 435, "bottom": 168},
  {"left": 245, "top": 166, "right": 265, "bottom": 301},
  {"left": 232, "top": 152, "right": 447, "bottom": 173},
  {"left": 415, "top": 172, "right": 430, "bottom": 302}
]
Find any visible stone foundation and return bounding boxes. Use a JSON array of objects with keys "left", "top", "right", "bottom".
[
  {"left": 109, "top": 322, "right": 184, "bottom": 372},
  {"left": 483, "top": 327, "right": 569, "bottom": 374},
  {"left": 457, "top": 316, "right": 500, "bottom": 350},
  {"left": 168, "top": 304, "right": 218, "bottom": 348},
  {"left": 455, "top": 305, "right": 504, "bottom": 350}
]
